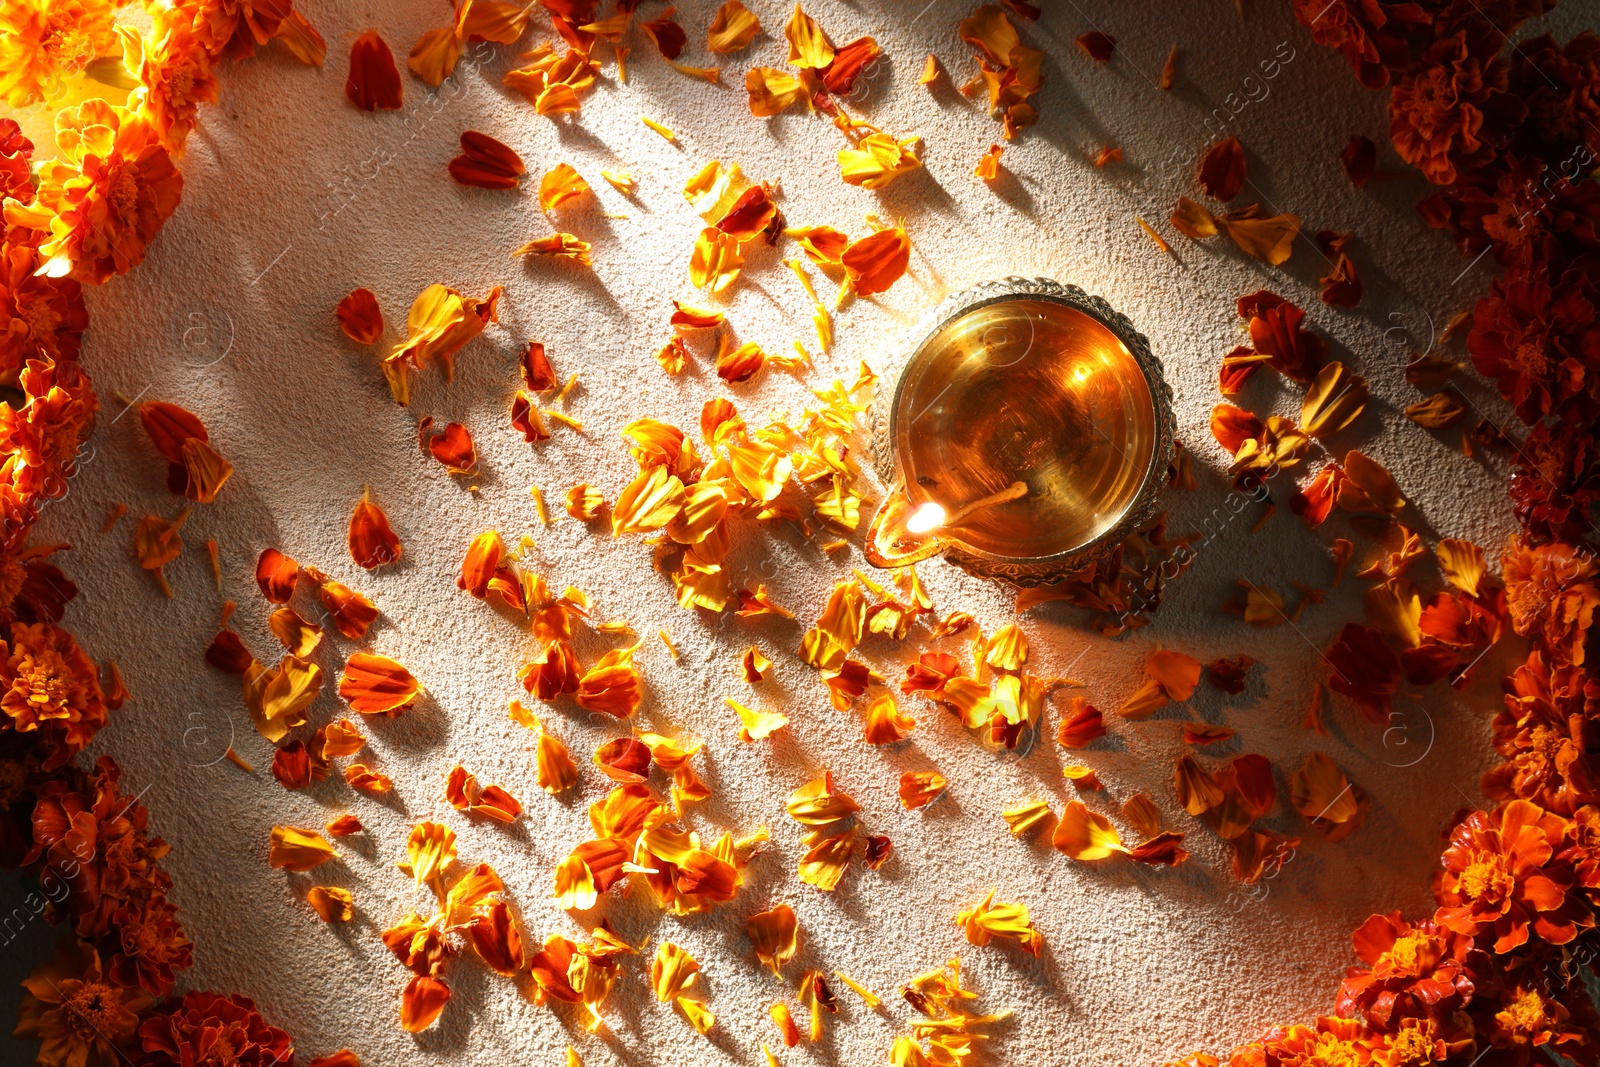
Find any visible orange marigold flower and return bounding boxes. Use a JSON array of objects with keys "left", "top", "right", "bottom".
[
  {"left": 0, "top": 240, "right": 88, "bottom": 383},
  {"left": 0, "top": 0, "right": 119, "bottom": 108},
  {"left": 0, "top": 620, "right": 107, "bottom": 767},
  {"left": 181, "top": 0, "right": 293, "bottom": 61},
  {"left": 1482, "top": 649, "right": 1588, "bottom": 812},
  {"left": 16, "top": 939, "right": 151, "bottom": 1067},
  {"left": 23, "top": 101, "right": 183, "bottom": 284},
  {"left": 107, "top": 891, "right": 193, "bottom": 997},
  {"left": 1434, "top": 799, "right": 1592, "bottom": 953},
  {"left": 131, "top": 23, "right": 223, "bottom": 151},
  {"left": 0, "top": 358, "right": 98, "bottom": 502}
]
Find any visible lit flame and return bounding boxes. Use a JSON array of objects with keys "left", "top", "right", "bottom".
[{"left": 905, "top": 502, "right": 947, "bottom": 535}]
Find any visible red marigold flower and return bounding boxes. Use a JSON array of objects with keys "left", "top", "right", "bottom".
[
  {"left": 1291, "top": 0, "right": 1443, "bottom": 88},
  {"left": 0, "top": 117, "right": 34, "bottom": 202},
  {"left": 1482, "top": 649, "right": 1596, "bottom": 814},
  {"left": 1336, "top": 911, "right": 1475, "bottom": 1029},
  {"left": 1467, "top": 239, "right": 1598, "bottom": 427},
  {"left": 1389, "top": 25, "right": 1525, "bottom": 186},
  {"left": 1433, "top": 800, "right": 1592, "bottom": 953},
  {"left": 1233, "top": 1015, "right": 1387, "bottom": 1067},
  {"left": 107, "top": 890, "right": 193, "bottom": 997},
  {"left": 1509, "top": 31, "right": 1600, "bottom": 164},
  {"left": 25, "top": 756, "right": 173, "bottom": 934},
  {"left": 137, "top": 990, "right": 294, "bottom": 1067},
  {"left": 0, "top": 239, "right": 89, "bottom": 384},
  {"left": 1421, "top": 155, "right": 1600, "bottom": 265},
  {"left": 1508, "top": 421, "right": 1600, "bottom": 545},
  {"left": 15, "top": 938, "right": 151, "bottom": 1067},
  {"left": 0, "top": 621, "right": 107, "bottom": 769},
  {"left": 0, "top": 541, "right": 77, "bottom": 626},
  {"left": 1482, "top": 981, "right": 1600, "bottom": 1063}
]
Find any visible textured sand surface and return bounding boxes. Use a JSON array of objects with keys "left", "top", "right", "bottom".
[{"left": 4, "top": 1, "right": 1593, "bottom": 1064}]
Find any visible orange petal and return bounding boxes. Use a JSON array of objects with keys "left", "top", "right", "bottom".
[
  {"left": 840, "top": 227, "right": 910, "bottom": 296},
  {"left": 255, "top": 547, "right": 300, "bottom": 603},
  {"left": 401, "top": 975, "right": 450, "bottom": 1032},
  {"left": 338, "top": 652, "right": 422, "bottom": 715},
  {"left": 348, "top": 490, "right": 402, "bottom": 569},
  {"left": 427, "top": 422, "right": 478, "bottom": 474}
]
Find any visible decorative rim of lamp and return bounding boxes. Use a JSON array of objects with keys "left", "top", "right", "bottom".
[{"left": 869, "top": 276, "right": 1176, "bottom": 587}]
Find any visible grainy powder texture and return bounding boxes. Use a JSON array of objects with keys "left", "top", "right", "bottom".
[{"left": 3, "top": 1, "right": 1592, "bottom": 1064}]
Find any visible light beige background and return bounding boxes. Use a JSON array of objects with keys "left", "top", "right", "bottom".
[{"left": 5, "top": 1, "right": 1590, "bottom": 1064}]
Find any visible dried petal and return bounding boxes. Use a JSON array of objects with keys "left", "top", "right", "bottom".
[{"left": 1199, "top": 137, "right": 1246, "bottom": 201}]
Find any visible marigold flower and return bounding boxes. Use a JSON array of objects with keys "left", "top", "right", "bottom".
[
  {"left": 1, "top": 358, "right": 99, "bottom": 502},
  {"left": 106, "top": 890, "right": 192, "bottom": 997},
  {"left": 1336, "top": 912, "right": 1473, "bottom": 1029},
  {"left": 16, "top": 939, "right": 151, "bottom": 1067},
  {"left": 0, "top": 0, "right": 119, "bottom": 108},
  {"left": 20, "top": 101, "right": 183, "bottom": 284},
  {"left": 130, "top": 23, "right": 223, "bottom": 152},
  {"left": 1389, "top": 26, "right": 1522, "bottom": 186},
  {"left": 0, "top": 620, "right": 106, "bottom": 766},
  {"left": 0, "top": 241, "right": 88, "bottom": 383},
  {"left": 1434, "top": 799, "right": 1591, "bottom": 953}
]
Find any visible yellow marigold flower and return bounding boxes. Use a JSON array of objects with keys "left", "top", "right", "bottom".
[
  {"left": 12, "top": 101, "right": 183, "bottom": 284},
  {"left": 0, "top": 0, "right": 119, "bottom": 108}
]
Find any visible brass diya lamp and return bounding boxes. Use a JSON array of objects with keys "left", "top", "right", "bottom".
[{"left": 867, "top": 277, "right": 1174, "bottom": 586}]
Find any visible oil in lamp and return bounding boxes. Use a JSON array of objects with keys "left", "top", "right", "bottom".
[{"left": 866, "top": 277, "right": 1174, "bottom": 586}]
